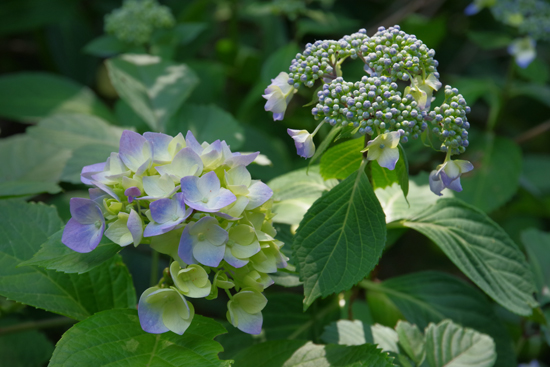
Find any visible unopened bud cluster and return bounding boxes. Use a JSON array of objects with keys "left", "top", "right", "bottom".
[
  {"left": 491, "top": 0, "right": 550, "bottom": 41},
  {"left": 429, "top": 86, "right": 471, "bottom": 155},
  {"left": 105, "top": 0, "right": 175, "bottom": 45}
]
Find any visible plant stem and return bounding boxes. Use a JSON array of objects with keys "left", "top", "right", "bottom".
[
  {"left": 150, "top": 249, "right": 159, "bottom": 287},
  {"left": 0, "top": 317, "right": 75, "bottom": 336}
]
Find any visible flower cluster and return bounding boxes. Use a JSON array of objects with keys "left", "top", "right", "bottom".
[
  {"left": 62, "top": 130, "right": 287, "bottom": 335},
  {"left": 105, "top": 0, "right": 175, "bottom": 45},
  {"left": 263, "top": 25, "right": 473, "bottom": 196}
]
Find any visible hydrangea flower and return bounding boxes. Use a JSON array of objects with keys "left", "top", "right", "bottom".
[
  {"left": 429, "top": 159, "right": 474, "bottom": 196},
  {"left": 227, "top": 288, "right": 267, "bottom": 335},
  {"left": 404, "top": 73, "right": 442, "bottom": 110},
  {"left": 263, "top": 72, "right": 296, "bottom": 121},
  {"left": 63, "top": 129, "right": 286, "bottom": 337},
  {"left": 508, "top": 37, "right": 536, "bottom": 68},
  {"left": 62, "top": 198, "right": 105, "bottom": 253},
  {"left": 362, "top": 131, "right": 402, "bottom": 170},
  {"left": 138, "top": 286, "right": 194, "bottom": 335},
  {"left": 287, "top": 129, "right": 315, "bottom": 158}
]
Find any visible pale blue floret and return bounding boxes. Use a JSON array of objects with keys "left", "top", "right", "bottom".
[
  {"left": 143, "top": 193, "right": 193, "bottom": 237},
  {"left": 61, "top": 198, "right": 105, "bottom": 253},
  {"left": 178, "top": 216, "right": 229, "bottom": 267},
  {"left": 138, "top": 286, "right": 194, "bottom": 335},
  {"left": 180, "top": 171, "right": 236, "bottom": 212}
]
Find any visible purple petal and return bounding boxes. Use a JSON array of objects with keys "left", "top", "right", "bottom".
[
  {"left": 69, "top": 198, "right": 103, "bottom": 224},
  {"left": 62, "top": 218, "right": 104, "bottom": 253},
  {"left": 464, "top": 3, "right": 480, "bottom": 15},
  {"left": 190, "top": 188, "right": 236, "bottom": 212},
  {"left": 377, "top": 148, "right": 400, "bottom": 170},
  {"left": 178, "top": 225, "right": 197, "bottom": 265},
  {"left": 155, "top": 147, "right": 203, "bottom": 179},
  {"left": 180, "top": 176, "right": 202, "bottom": 203},
  {"left": 91, "top": 180, "right": 120, "bottom": 202},
  {"left": 227, "top": 152, "right": 260, "bottom": 167},
  {"left": 125, "top": 187, "right": 141, "bottom": 203},
  {"left": 150, "top": 198, "right": 177, "bottom": 224},
  {"left": 246, "top": 182, "right": 273, "bottom": 209},
  {"left": 446, "top": 177, "right": 463, "bottom": 192},
  {"left": 439, "top": 170, "right": 454, "bottom": 187},
  {"left": 127, "top": 209, "right": 143, "bottom": 246},
  {"left": 185, "top": 131, "right": 203, "bottom": 155},
  {"left": 144, "top": 132, "right": 173, "bottom": 163},
  {"left": 199, "top": 171, "right": 221, "bottom": 199},
  {"left": 81, "top": 162, "right": 106, "bottom": 185},
  {"left": 193, "top": 241, "right": 225, "bottom": 267},
  {"left": 119, "top": 130, "right": 152, "bottom": 173},
  {"left": 272, "top": 112, "right": 284, "bottom": 121},
  {"left": 138, "top": 288, "right": 169, "bottom": 334},
  {"left": 174, "top": 193, "right": 193, "bottom": 220},
  {"left": 224, "top": 247, "right": 248, "bottom": 268},
  {"left": 143, "top": 220, "right": 182, "bottom": 237},
  {"left": 429, "top": 170, "right": 444, "bottom": 196}
]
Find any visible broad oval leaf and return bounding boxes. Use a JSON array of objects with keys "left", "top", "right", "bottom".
[
  {"left": 320, "top": 138, "right": 363, "bottom": 180},
  {"left": 456, "top": 134, "right": 522, "bottom": 213},
  {"left": 0, "top": 201, "right": 135, "bottom": 320},
  {"left": 49, "top": 309, "right": 229, "bottom": 367},
  {"left": 20, "top": 228, "right": 120, "bottom": 274},
  {"left": 232, "top": 340, "right": 395, "bottom": 367},
  {"left": 361, "top": 271, "right": 515, "bottom": 367},
  {"left": 402, "top": 199, "right": 537, "bottom": 316},
  {"left": 0, "top": 72, "right": 115, "bottom": 123},
  {"left": 425, "top": 320, "right": 496, "bottom": 367},
  {"left": 106, "top": 54, "right": 199, "bottom": 131},
  {"left": 293, "top": 167, "right": 386, "bottom": 308}
]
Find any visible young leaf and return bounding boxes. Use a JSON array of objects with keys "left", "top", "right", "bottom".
[
  {"left": 106, "top": 54, "right": 199, "bottom": 131},
  {"left": 361, "top": 271, "right": 516, "bottom": 367},
  {"left": 20, "top": 229, "right": 120, "bottom": 274},
  {"left": 0, "top": 201, "right": 136, "bottom": 320},
  {"left": 293, "top": 164, "right": 386, "bottom": 309},
  {"left": 165, "top": 104, "right": 245, "bottom": 150},
  {"left": 424, "top": 320, "right": 496, "bottom": 367},
  {"left": 49, "top": 309, "right": 229, "bottom": 367},
  {"left": 456, "top": 135, "right": 522, "bottom": 213},
  {"left": 232, "top": 340, "right": 395, "bottom": 367},
  {"left": 395, "top": 321, "right": 425, "bottom": 365},
  {"left": 320, "top": 138, "right": 363, "bottom": 180},
  {"left": 268, "top": 166, "right": 338, "bottom": 226},
  {"left": 402, "top": 199, "right": 537, "bottom": 316},
  {"left": 0, "top": 72, "right": 115, "bottom": 123}
]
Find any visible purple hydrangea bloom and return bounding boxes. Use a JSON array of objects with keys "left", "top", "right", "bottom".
[
  {"left": 62, "top": 198, "right": 105, "bottom": 253},
  {"left": 227, "top": 289, "right": 267, "bottom": 335},
  {"left": 429, "top": 159, "right": 474, "bottom": 196},
  {"left": 262, "top": 72, "right": 295, "bottom": 121},
  {"left": 143, "top": 193, "right": 193, "bottom": 237},
  {"left": 287, "top": 129, "right": 315, "bottom": 158},
  {"left": 119, "top": 130, "right": 153, "bottom": 175},
  {"left": 180, "top": 171, "right": 236, "bottom": 212},
  {"left": 178, "top": 216, "right": 229, "bottom": 267},
  {"left": 138, "top": 286, "right": 194, "bottom": 335}
]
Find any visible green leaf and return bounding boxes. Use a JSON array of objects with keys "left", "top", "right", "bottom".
[
  {"left": 0, "top": 135, "right": 71, "bottom": 184},
  {"left": 0, "top": 72, "right": 115, "bottom": 123},
  {"left": 521, "top": 154, "right": 550, "bottom": 196},
  {"left": 522, "top": 229, "right": 550, "bottom": 306},
  {"left": 321, "top": 319, "right": 373, "bottom": 345},
  {"left": 361, "top": 272, "right": 516, "bottom": 367},
  {"left": 233, "top": 340, "right": 395, "bottom": 367},
  {"left": 395, "top": 321, "right": 425, "bottom": 365},
  {"left": 307, "top": 125, "right": 342, "bottom": 167},
  {"left": 424, "top": 320, "right": 496, "bottom": 367},
  {"left": 0, "top": 201, "right": 136, "bottom": 320},
  {"left": 20, "top": 229, "right": 120, "bottom": 274},
  {"left": 456, "top": 134, "right": 522, "bottom": 213},
  {"left": 375, "top": 172, "right": 453, "bottom": 224},
  {"left": 173, "top": 23, "right": 208, "bottom": 45},
  {"left": 106, "top": 54, "right": 199, "bottom": 131},
  {"left": 61, "top": 144, "right": 118, "bottom": 184},
  {"left": 510, "top": 82, "right": 550, "bottom": 109},
  {"left": 369, "top": 144, "right": 409, "bottom": 199},
  {"left": 268, "top": 166, "right": 338, "bottom": 226},
  {"left": 467, "top": 31, "right": 512, "bottom": 50},
  {"left": 401, "top": 199, "right": 537, "bottom": 315},
  {"left": 371, "top": 324, "right": 400, "bottom": 353},
  {"left": 515, "top": 57, "right": 549, "bottom": 85},
  {"left": 49, "top": 309, "right": 229, "bottom": 367},
  {"left": 261, "top": 43, "right": 301, "bottom": 83},
  {"left": 293, "top": 165, "right": 387, "bottom": 308},
  {"left": 166, "top": 104, "right": 245, "bottom": 150},
  {"left": 83, "top": 35, "right": 136, "bottom": 57},
  {"left": 26, "top": 113, "right": 124, "bottom": 150},
  {"left": 320, "top": 138, "right": 363, "bottom": 180},
  {"left": 0, "top": 181, "right": 61, "bottom": 199},
  {"left": 0, "top": 318, "right": 54, "bottom": 367}
]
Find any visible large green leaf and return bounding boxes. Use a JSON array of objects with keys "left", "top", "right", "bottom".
[
  {"left": 361, "top": 271, "right": 516, "bottom": 367},
  {"left": 166, "top": 104, "right": 245, "bottom": 150},
  {"left": 0, "top": 72, "right": 114, "bottom": 123},
  {"left": 456, "top": 134, "right": 522, "bottom": 213},
  {"left": 49, "top": 309, "right": 229, "bottom": 367},
  {"left": 61, "top": 144, "right": 118, "bottom": 184},
  {"left": 0, "top": 181, "right": 61, "bottom": 199},
  {"left": 401, "top": 199, "right": 537, "bottom": 316},
  {"left": 320, "top": 138, "right": 363, "bottom": 180},
  {"left": 321, "top": 319, "right": 374, "bottom": 346},
  {"left": 268, "top": 166, "right": 338, "bottom": 226},
  {"left": 521, "top": 154, "right": 550, "bottom": 196},
  {"left": 0, "top": 318, "right": 54, "bottom": 367},
  {"left": 20, "top": 229, "right": 120, "bottom": 274},
  {"left": 106, "top": 54, "right": 199, "bottom": 131},
  {"left": 0, "top": 135, "right": 71, "bottom": 184},
  {"left": 424, "top": 320, "right": 496, "bottom": 367},
  {"left": 510, "top": 82, "right": 550, "bottom": 109},
  {"left": 293, "top": 166, "right": 386, "bottom": 308},
  {"left": 232, "top": 340, "right": 395, "bottom": 367},
  {"left": 0, "top": 201, "right": 135, "bottom": 320},
  {"left": 522, "top": 229, "right": 550, "bottom": 306},
  {"left": 375, "top": 173, "right": 453, "bottom": 224}
]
